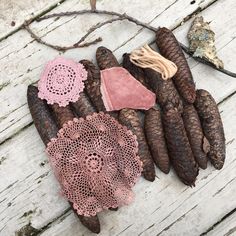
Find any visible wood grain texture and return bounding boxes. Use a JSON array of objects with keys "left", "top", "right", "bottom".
[{"left": 0, "top": 0, "right": 236, "bottom": 235}]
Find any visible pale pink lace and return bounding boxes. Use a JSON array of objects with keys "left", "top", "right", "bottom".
[
  {"left": 46, "top": 112, "right": 142, "bottom": 216},
  {"left": 38, "top": 57, "right": 87, "bottom": 107}
]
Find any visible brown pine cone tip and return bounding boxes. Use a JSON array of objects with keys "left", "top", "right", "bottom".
[
  {"left": 96, "top": 46, "right": 119, "bottom": 69},
  {"left": 144, "top": 107, "right": 170, "bottom": 174},
  {"left": 156, "top": 27, "right": 196, "bottom": 104},
  {"left": 162, "top": 108, "right": 199, "bottom": 186},
  {"left": 182, "top": 103, "right": 209, "bottom": 169},
  {"left": 194, "top": 89, "right": 225, "bottom": 170},
  {"left": 144, "top": 68, "right": 183, "bottom": 113},
  {"left": 119, "top": 108, "right": 156, "bottom": 182}
]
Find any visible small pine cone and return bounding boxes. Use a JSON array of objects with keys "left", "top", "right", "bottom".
[
  {"left": 27, "top": 85, "right": 59, "bottom": 145},
  {"left": 162, "top": 108, "right": 199, "bottom": 186},
  {"left": 145, "top": 68, "right": 183, "bottom": 113},
  {"left": 71, "top": 92, "right": 96, "bottom": 117},
  {"left": 194, "top": 89, "right": 225, "bottom": 169},
  {"left": 96, "top": 46, "right": 119, "bottom": 69},
  {"left": 50, "top": 104, "right": 75, "bottom": 128},
  {"left": 144, "top": 107, "right": 170, "bottom": 174},
  {"left": 182, "top": 103, "right": 209, "bottom": 169},
  {"left": 156, "top": 27, "right": 196, "bottom": 103},
  {"left": 119, "top": 108, "right": 156, "bottom": 182}
]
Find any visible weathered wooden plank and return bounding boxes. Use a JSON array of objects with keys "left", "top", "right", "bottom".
[
  {"left": 0, "top": 0, "right": 236, "bottom": 235},
  {"left": 1, "top": 89, "right": 233, "bottom": 236},
  {"left": 205, "top": 210, "right": 236, "bottom": 236},
  {"left": 0, "top": 0, "right": 63, "bottom": 40},
  {"left": 0, "top": 0, "right": 221, "bottom": 144}
]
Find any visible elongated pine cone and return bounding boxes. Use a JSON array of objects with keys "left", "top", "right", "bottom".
[
  {"left": 144, "top": 107, "right": 170, "bottom": 174},
  {"left": 27, "top": 85, "right": 59, "bottom": 145},
  {"left": 71, "top": 92, "right": 96, "bottom": 117},
  {"left": 80, "top": 60, "right": 107, "bottom": 112},
  {"left": 119, "top": 108, "right": 156, "bottom": 182},
  {"left": 194, "top": 89, "right": 225, "bottom": 169},
  {"left": 162, "top": 108, "right": 199, "bottom": 186},
  {"left": 145, "top": 68, "right": 183, "bottom": 113},
  {"left": 27, "top": 86, "right": 101, "bottom": 233},
  {"left": 156, "top": 27, "right": 196, "bottom": 103},
  {"left": 51, "top": 104, "right": 75, "bottom": 128},
  {"left": 182, "top": 103, "right": 209, "bottom": 169}
]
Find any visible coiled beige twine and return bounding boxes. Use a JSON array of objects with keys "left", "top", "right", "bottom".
[{"left": 130, "top": 44, "right": 178, "bottom": 80}]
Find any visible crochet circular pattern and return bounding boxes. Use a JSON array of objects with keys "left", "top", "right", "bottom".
[
  {"left": 46, "top": 112, "right": 142, "bottom": 216},
  {"left": 38, "top": 57, "right": 87, "bottom": 106}
]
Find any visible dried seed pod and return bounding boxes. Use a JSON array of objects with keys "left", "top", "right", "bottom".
[
  {"left": 50, "top": 104, "right": 75, "bottom": 127},
  {"left": 144, "top": 107, "right": 170, "bottom": 174},
  {"left": 122, "top": 53, "right": 149, "bottom": 87},
  {"left": 162, "top": 108, "right": 198, "bottom": 186},
  {"left": 80, "top": 59, "right": 106, "bottom": 112},
  {"left": 27, "top": 85, "right": 58, "bottom": 145},
  {"left": 119, "top": 108, "right": 156, "bottom": 182},
  {"left": 145, "top": 68, "right": 183, "bottom": 113},
  {"left": 182, "top": 103, "right": 209, "bottom": 169},
  {"left": 194, "top": 89, "right": 225, "bottom": 169},
  {"left": 156, "top": 27, "right": 196, "bottom": 103},
  {"left": 27, "top": 85, "right": 101, "bottom": 233},
  {"left": 96, "top": 46, "right": 119, "bottom": 69},
  {"left": 71, "top": 92, "right": 96, "bottom": 117}
]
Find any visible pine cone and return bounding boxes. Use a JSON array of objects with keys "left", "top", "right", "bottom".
[
  {"left": 194, "top": 89, "right": 225, "bottom": 169},
  {"left": 144, "top": 107, "right": 170, "bottom": 174},
  {"left": 122, "top": 53, "right": 149, "bottom": 88},
  {"left": 119, "top": 108, "right": 156, "bottom": 182},
  {"left": 162, "top": 108, "right": 199, "bottom": 186},
  {"left": 27, "top": 85, "right": 58, "bottom": 145},
  {"left": 50, "top": 104, "right": 75, "bottom": 127},
  {"left": 96, "top": 46, "right": 119, "bottom": 69},
  {"left": 182, "top": 103, "right": 209, "bottom": 169},
  {"left": 71, "top": 92, "right": 96, "bottom": 117},
  {"left": 156, "top": 27, "right": 196, "bottom": 103},
  {"left": 80, "top": 59, "right": 107, "bottom": 112},
  {"left": 145, "top": 68, "right": 183, "bottom": 113}
]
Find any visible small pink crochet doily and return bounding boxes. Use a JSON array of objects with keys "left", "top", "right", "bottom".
[
  {"left": 38, "top": 57, "right": 87, "bottom": 107},
  {"left": 46, "top": 112, "right": 142, "bottom": 216}
]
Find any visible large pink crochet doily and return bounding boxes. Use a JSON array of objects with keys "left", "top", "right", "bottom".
[
  {"left": 46, "top": 112, "right": 142, "bottom": 216},
  {"left": 38, "top": 57, "right": 87, "bottom": 107}
]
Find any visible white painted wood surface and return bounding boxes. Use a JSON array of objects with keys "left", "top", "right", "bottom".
[{"left": 0, "top": 0, "right": 236, "bottom": 235}]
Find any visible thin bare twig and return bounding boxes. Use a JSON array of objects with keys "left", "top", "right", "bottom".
[
  {"left": 23, "top": 23, "right": 102, "bottom": 51},
  {"left": 37, "top": 10, "right": 158, "bottom": 32},
  {"left": 23, "top": 10, "right": 236, "bottom": 78},
  {"left": 180, "top": 43, "right": 236, "bottom": 78}
]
